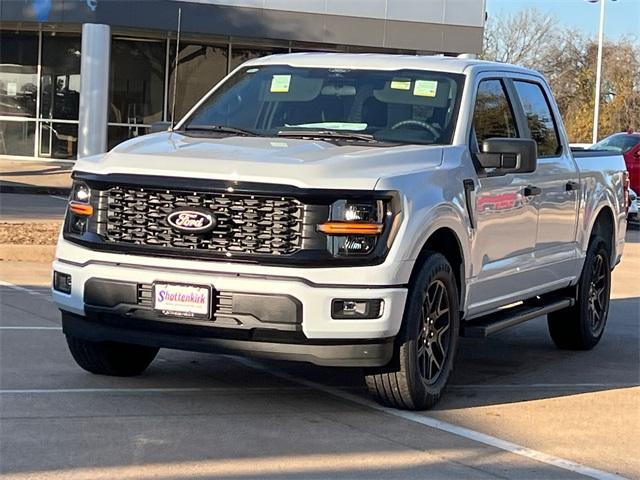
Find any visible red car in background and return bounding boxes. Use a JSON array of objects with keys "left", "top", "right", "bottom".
[{"left": 590, "top": 131, "right": 640, "bottom": 193}]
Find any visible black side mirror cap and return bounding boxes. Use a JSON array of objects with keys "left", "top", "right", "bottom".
[
  {"left": 150, "top": 121, "right": 172, "bottom": 133},
  {"left": 477, "top": 138, "right": 538, "bottom": 173}
]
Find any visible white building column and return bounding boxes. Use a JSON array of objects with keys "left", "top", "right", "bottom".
[{"left": 78, "top": 23, "right": 110, "bottom": 158}]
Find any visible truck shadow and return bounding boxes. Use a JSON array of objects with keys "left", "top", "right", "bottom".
[{"left": 227, "top": 296, "right": 639, "bottom": 412}]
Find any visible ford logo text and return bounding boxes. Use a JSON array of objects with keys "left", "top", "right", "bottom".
[{"left": 167, "top": 210, "right": 216, "bottom": 233}]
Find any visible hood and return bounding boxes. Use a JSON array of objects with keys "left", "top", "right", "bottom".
[{"left": 74, "top": 132, "right": 445, "bottom": 190}]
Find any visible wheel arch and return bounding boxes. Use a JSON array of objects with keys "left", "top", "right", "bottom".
[
  {"left": 409, "top": 226, "right": 466, "bottom": 313},
  {"left": 588, "top": 205, "right": 615, "bottom": 266}
]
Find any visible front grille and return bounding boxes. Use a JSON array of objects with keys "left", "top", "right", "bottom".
[{"left": 101, "top": 186, "right": 303, "bottom": 255}]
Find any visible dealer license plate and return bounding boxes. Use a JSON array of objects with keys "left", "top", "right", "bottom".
[{"left": 153, "top": 283, "right": 211, "bottom": 318}]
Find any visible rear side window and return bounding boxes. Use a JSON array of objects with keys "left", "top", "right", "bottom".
[
  {"left": 514, "top": 81, "right": 561, "bottom": 157},
  {"left": 472, "top": 80, "right": 518, "bottom": 147}
]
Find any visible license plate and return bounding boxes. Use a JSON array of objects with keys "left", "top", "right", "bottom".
[{"left": 153, "top": 283, "right": 211, "bottom": 318}]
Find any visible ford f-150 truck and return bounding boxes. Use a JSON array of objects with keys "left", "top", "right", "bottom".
[{"left": 52, "top": 54, "right": 629, "bottom": 410}]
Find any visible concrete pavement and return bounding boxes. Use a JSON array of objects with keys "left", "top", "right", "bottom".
[{"left": 0, "top": 230, "right": 638, "bottom": 479}]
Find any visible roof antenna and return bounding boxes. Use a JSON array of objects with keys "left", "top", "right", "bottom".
[{"left": 170, "top": 7, "right": 182, "bottom": 131}]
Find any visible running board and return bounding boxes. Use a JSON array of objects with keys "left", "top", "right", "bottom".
[{"left": 461, "top": 297, "right": 574, "bottom": 338}]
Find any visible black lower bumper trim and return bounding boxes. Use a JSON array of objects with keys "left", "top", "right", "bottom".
[{"left": 61, "top": 311, "right": 394, "bottom": 367}]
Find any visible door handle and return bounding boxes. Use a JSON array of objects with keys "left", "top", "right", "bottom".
[
  {"left": 524, "top": 185, "right": 542, "bottom": 197},
  {"left": 566, "top": 181, "right": 580, "bottom": 191}
]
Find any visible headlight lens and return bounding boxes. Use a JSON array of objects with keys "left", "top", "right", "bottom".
[
  {"left": 319, "top": 200, "right": 387, "bottom": 256},
  {"left": 67, "top": 181, "right": 93, "bottom": 234},
  {"left": 71, "top": 182, "right": 91, "bottom": 203}
]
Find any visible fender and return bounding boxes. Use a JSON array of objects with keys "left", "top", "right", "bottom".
[
  {"left": 402, "top": 202, "right": 471, "bottom": 311},
  {"left": 580, "top": 174, "right": 624, "bottom": 265}
]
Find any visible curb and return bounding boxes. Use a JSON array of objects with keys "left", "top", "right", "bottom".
[{"left": 0, "top": 184, "right": 71, "bottom": 196}]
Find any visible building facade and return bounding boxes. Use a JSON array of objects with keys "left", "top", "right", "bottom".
[{"left": 0, "top": 0, "right": 486, "bottom": 161}]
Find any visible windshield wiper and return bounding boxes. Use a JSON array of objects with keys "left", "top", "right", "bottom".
[
  {"left": 277, "top": 129, "right": 377, "bottom": 143},
  {"left": 183, "top": 125, "right": 259, "bottom": 137}
]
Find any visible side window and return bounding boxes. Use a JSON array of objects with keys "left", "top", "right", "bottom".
[
  {"left": 513, "top": 81, "right": 561, "bottom": 157},
  {"left": 472, "top": 79, "right": 518, "bottom": 148}
]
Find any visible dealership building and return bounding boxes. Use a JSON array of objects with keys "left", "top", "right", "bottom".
[{"left": 0, "top": 0, "right": 485, "bottom": 161}]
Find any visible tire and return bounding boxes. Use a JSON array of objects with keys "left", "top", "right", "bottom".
[
  {"left": 365, "top": 252, "right": 459, "bottom": 410},
  {"left": 547, "top": 235, "right": 611, "bottom": 350},
  {"left": 66, "top": 335, "right": 159, "bottom": 376}
]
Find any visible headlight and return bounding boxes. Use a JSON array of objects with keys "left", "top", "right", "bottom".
[
  {"left": 71, "top": 181, "right": 91, "bottom": 203},
  {"left": 67, "top": 181, "right": 93, "bottom": 234},
  {"left": 318, "top": 200, "right": 387, "bottom": 256}
]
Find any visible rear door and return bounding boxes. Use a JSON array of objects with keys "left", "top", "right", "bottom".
[
  {"left": 465, "top": 77, "right": 539, "bottom": 316},
  {"left": 511, "top": 79, "right": 580, "bottom": 285}
]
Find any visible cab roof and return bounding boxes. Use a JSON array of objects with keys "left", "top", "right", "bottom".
[{"left": 243, "top": 52, "right": 540, "bottom": 77}]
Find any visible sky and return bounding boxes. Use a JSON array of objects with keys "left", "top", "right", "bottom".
[{"left": 485, "top": 0, "right": 640, "bottom": 40}]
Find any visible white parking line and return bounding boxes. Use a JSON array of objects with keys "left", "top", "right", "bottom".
[
  {"left": 0, "top": 280, "right": 52, "bottom": 302},
  {"left": 0, "top": 326, "right": 61, "bottom": 330},
  {"left": 49, "top": 195, "right": 69, "bottom": 201},
  {"left": 0, "top": 386, "right": 338, "bottom": 394},
  {"left": 234, "top": 357, "right": 627, "bottom": 480},
  {"left": 448, "top": 383, "right": 638, "bottom": 390}
]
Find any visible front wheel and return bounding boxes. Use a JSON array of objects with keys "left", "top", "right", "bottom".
[
  {"left": 365, "top": 252, "right": 459, "bottom": 410},
  {"left": 66, "top": 335, "right": 159, "bottom": 376},
  {"left": 547, "top": 235, "right": 611, "bottom": 350}
]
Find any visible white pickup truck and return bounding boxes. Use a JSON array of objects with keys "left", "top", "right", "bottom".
[{"left": 52, "top": 54, "right": 629, "bottom": 409}]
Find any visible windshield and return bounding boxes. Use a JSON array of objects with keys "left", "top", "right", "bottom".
[
  {"left": 182, "top": 65, "right": 464, "bottom": 145},
  {"left": 590, "top": 134, "right": 640, "bottom": 154}
]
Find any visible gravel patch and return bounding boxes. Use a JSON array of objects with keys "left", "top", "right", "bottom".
[{"left": 0, "top": 221, "right": 61, "bottom": 245}]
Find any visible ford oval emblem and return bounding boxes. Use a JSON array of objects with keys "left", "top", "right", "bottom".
[{"left": 167, "top": 209, "right": 216, "bottom": 233}]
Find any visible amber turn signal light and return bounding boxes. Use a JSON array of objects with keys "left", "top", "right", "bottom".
[
  {"left": 69, "top": 201, "right": 94, "bottom": 216},
  {"left": 317, "top": 222, "right": 383, "bottom": 235}
]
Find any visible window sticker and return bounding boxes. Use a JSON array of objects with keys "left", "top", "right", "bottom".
[
  {"left": 7, "top": 83, "right": 17, "bottom": 96},
  {"left": 413, "top": 80, "right": 438, "bottom": 97},
  {"left": 246, "top": 68, "right": 259, "bottom": 73},
  {"left": 270, "top": 74, "right": 291, "bottom": 93},
  {"left": 390, "top": 79, "right": 411, "bottom": 90}
]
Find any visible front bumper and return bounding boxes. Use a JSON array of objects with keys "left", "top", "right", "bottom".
[{"left": 52, "top": 253, "right": 407, "bottom": 366}]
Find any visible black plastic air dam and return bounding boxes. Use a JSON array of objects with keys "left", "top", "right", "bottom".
[
  {"left": 83, "top": 278, "right": 302, "bottom": 328},
  {"left": 61, "top": 311, "right": 395, "bottom": 367}
]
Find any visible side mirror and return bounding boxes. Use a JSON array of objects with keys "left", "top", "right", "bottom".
[
  {"left": 150, "top": 121, "right": 172, "bottom": 133},
  {"left": 477, "top": 138, "right": 538, "bottom": 173}
]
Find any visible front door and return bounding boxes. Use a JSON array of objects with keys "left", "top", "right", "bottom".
[{"left": 465, "top": 78, "right": 539, "bottom": 317}]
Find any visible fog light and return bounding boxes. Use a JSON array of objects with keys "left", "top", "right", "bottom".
[
  {"left": 53, "top": 271, "right": 72, "bottom": 294},
  {"left": 331, "top": 299, "right": 383, "bottom": 319}
]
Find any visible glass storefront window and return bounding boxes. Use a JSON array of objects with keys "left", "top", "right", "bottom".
[
  {"left": 109, "top": 39, "right": 165, "bottom": 125},
  {"left": 40, "top": 34, "right": 81, "bottom": 121},
  {"left": 39, "top": 122, "right": 78, "bottom": 159},
  {"left": 0, "top": 120, "right": 36, "bottom": 156},
  {"left": 0, "top": 32, "right": 38, "bottom": 118},
  {"left": 168, "top": 42, "right": 228, "bottom": 122},
  {"left": 230, "top": 45, "right": 288, "bottom": 71}
]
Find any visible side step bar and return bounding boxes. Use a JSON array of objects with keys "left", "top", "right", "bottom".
[{"left": 461, "top": 296, "right": 574, "bottom": 338}]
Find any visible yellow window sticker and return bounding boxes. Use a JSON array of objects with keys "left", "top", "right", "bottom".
[
  {"left": 270, "top": 75, "right": 291, "bottom": 93},
  {"left": 413, "top": 80, "right": 438, "bottom": 97},
  {"left": 390, "top": 79, "right": 411, "bottom": 90}
]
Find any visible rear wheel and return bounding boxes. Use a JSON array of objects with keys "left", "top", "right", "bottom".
[
  {"left": 365, "top": 252, "right": 459, "bottom": 410},
  {"left": 547, "top": 235, "right": 611, "bottom": 350},
  {"left": 66, "top": 335, "right": 158, "bottom": 376}
]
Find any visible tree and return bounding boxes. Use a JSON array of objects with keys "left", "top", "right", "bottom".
[
  {"left": 482, "top": 8, "right": 640, "bottom": 142},
  {"left": 482, "top": 8, "right": 558, "bottom": 68}
]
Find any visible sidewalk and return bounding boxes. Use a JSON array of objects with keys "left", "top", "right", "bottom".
[{"left": 0, "top": 158, "right": 72, "bottom": 195}]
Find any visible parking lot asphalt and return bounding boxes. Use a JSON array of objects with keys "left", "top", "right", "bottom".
[
  {"left": 0, "top": 194, "right": 68, "bottom": 222},
  {"left": 0, "top": 228, "right": 638, "bottom": 479}
]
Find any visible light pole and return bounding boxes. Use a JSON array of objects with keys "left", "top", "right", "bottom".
[{"left": 589, "top": 0, "right": 617, "bottom": 144}]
